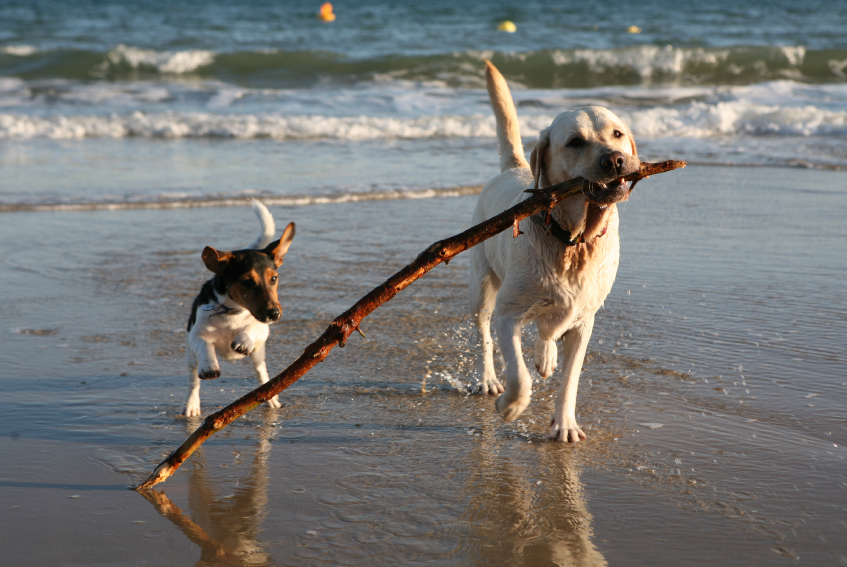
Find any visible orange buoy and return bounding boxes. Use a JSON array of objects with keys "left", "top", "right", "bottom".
[{"left": 318, "top": 2, "right": 336, "bottom": 22}]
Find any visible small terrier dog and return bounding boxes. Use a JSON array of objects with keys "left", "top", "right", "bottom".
[{"left": 182, "top": 200, "right": 295, "bottom": 417}]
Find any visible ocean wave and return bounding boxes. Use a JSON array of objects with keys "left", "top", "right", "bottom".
[
  {"left": 620, "top": 100, "right": 847, "bottom": 138},
  {"left": 0, "top": 112, "right": 502, "bottom": 139},
  {"left": 0, "top": 185, "right": 483, "bottom": 213},
  {"left": 107, "top": 45, "right": 216, "bottom": 74},
  {"left": 2, "top": 44, "right": 846, "bottom": 88},
  {"left": 1, "top": 45, "right": 39, "bottom": 57},
  {"left": 2, "top": 99, "right": 846, "bottom": 141}
]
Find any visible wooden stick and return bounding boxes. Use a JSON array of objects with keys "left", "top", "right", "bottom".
[{"left": 135, "top": 160, "right": 686, "bottom": 490}]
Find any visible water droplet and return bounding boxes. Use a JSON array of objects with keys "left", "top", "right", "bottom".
[{"left": 90, "top": 506, "right": 126, "bottom": 516}]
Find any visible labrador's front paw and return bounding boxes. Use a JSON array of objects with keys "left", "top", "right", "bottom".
[
  {"left": 495, "top": 384, "right": 531, "bottom": 422},
  {"left": 473, "top": 376, "right": 505, "bottom": 396},
  {"left": 548, "top": 416, "right": 586, "bottom": 443}
]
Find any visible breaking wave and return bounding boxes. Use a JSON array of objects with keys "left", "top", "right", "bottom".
[
  {"left": 3, "top": 44, "right": 847, "bottom": 88},
  {"left": 2, "top": 99, "right": 846, "bottom": 141}
]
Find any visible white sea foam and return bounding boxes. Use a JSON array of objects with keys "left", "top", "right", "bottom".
[
  {"left": 1, "top": 45, "right": 38, "bottom": 56},
  {"left": 0, "top": 77, "right": 28, "bottom": 92},
  {"left": 0, "top": 185, "right": 483, "bottom": 213},
  {"left": 621, "top": 100, "right": 847, "bottom": 138},
  {"left": 107, "top": 44, "right": 215, "bottom": 74},
  {"left": 551, "top": 45, "right": 731, "bottom": 79},
  {"left": 2, "top": 98, "right": 846, "bottom": 141},
  {"left": 0, "top": 112, "right": 501, "bottom": 139},
  {"left": 468, "top": 45, "right": 811, "bottom": 82}
]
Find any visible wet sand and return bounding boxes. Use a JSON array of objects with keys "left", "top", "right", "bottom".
[{"left": 1, "top": 165, "right": 846, "bottom": 565}]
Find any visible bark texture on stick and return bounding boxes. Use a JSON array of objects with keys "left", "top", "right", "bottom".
[{"left": 135, "top": 160, "right": 686, "bottom": 490}]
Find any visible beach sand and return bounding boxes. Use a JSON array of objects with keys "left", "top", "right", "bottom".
[{"left": 1, "top": 165, "right": 846, "bottom": 565}]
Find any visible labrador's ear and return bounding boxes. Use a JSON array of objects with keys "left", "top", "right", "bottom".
[
  {"left": 530, "top": 128, "right": 550, "bottom": 190},
  {"left": 626, "top": 127, "right": 638, "bottom": 158},
  {"left": 264, "top": 222, "right": 295, "bottom": 268},
  {"left": 202, "top": 247, "right": 235, "bottom": 274}
]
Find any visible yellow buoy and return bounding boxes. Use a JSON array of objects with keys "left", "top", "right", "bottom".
[
  {"left": 627, "top": 25, "right": 642, "bottom": 34},
  {"left": 497, "top": 20, "right": 517, "bottom": 33},
  {"left": 318, "top": 2, "right": 336, "bottom": 22}
]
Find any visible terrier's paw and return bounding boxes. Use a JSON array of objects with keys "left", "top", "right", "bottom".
[
  {"left": 534, "top": 340, "right": 557, "bottom": 379},
  {"left": 198, "top": 366, "right": 221, "bottom": 380},
  {"left": 265, "top": 395, "right": 282, "bottom": 409},
  {"left": 181, "top": 401, "right": 201, "bottom": 417},
  {"left": 548, "top": 417, "right": 586, "bottom": 443},
  {"left": 231, "top": 335, "right": 254, "bottom": 356},
  {"left": 495, "top": 387, "right": 532, "bottom": 422},
  {"left": 473, "top": 377, "right": 505, "bottom": 396}
]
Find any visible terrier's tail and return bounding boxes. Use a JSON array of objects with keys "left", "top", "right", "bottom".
[
  {"left": 248, "top": 199, "right": 276, "bottom": 249},
  {"left": 485, "top": 60, "right": 529, "bottom": 172}
]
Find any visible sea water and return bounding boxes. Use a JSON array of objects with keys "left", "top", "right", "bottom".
[
  {"left": 1, "top": 1, "right": 846, "bottom": 565},
  {"left": 2, "top": 0, "right": 847, "bottom": 210}
]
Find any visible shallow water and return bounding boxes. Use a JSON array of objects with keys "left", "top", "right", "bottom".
[{"left": 1, "top": 165, "right": 845, "bottom": 565}]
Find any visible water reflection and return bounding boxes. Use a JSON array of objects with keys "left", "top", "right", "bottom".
[
  {"left": 466, "top": 435, "right": 607, "bottom": 567},
  {"left": 139, "top": 414, "right": 276, "bottom": 566},
  {"left": 137, "top": 410, "right": 607, "bottom": 565}
]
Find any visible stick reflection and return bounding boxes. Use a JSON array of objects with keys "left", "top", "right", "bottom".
[{"left": 139, "top": 413, "right": 276, "bottom": 566}]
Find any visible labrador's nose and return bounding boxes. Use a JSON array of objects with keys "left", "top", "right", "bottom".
[{"left": 599, "top": 151, "right": 625, "bottom": 172}]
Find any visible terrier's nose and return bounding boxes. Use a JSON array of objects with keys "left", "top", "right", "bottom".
[
  {"left": 265, "top": 308, "right": 281, "bottom": 321},
  {"left": 599, "top": 151, "right": 625, "bottom": 172}
]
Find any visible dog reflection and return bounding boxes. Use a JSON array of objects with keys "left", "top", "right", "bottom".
[
  {"left": 466, "top": 434, "right": 607, "bottom": 567},
  {"left": 140, "top": 416, "right": 276, "bottom": 566}
]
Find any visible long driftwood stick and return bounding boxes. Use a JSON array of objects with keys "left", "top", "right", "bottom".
[{"left": 135, "top": 160, "right": 686, "bottom": 490}]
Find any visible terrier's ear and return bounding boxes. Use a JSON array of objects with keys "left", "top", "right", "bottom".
[
  {"left": 201, "top": 247, "right": 234, "bottom": 274},
  {"left": 530, "top": 129, "right": 550, "bottom": 190},
  {"left": 265, "top": 222, "right": 296, "bottom": 268},
  {"left": 626, "top": 128, "right": 638, "bottom": 157}
]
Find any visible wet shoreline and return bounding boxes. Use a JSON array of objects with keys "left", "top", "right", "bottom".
[{"left": 1, "top": 165, "right": 846, "bottom": 565}]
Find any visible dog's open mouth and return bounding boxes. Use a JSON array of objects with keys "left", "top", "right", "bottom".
[{"left": 586, "top": 177, "right": 633, "bottom": 207}]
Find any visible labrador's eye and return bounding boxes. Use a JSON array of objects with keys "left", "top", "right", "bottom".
[
  {"left": 566, "top": 137, "right": 585, "bottom": 148},
  {"left": 613, "top": 130, "right": 623, "bottom": 138}
]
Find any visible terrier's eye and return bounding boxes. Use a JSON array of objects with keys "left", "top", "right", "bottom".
[
  {"left": 270, "top": 275, "right": 278, "bottom": 284},
  {"left": 613, "top": 130, "right": 623, "bottom": 138},
  {"left": 566, "top": 137, "right": 585, "bottom": 148},
  {"left": 241, "top": 279, "right": 257, "bottom": 288}
]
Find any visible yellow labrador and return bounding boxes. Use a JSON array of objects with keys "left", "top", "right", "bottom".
[{"left": 470, "top": 61, "right": 639, "bottom": 442}]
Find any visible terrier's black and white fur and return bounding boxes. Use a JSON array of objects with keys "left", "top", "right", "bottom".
[{"left": 183, "top": 200, "right": 295, "bottom": 417}]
